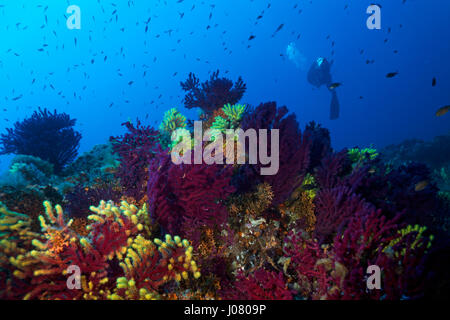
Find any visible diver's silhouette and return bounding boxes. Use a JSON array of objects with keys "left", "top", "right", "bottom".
[{"left": 307, "top": 57, "right": 340, "bottom": 120}]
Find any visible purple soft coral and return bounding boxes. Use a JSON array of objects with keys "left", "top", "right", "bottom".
[{"left": 240, "top": 102, "right": 310, "bottom": 206}]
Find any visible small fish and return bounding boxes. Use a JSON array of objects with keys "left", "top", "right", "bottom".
[
  {"left": 415, "top": 180, "right": 428, "bottom": 192},
  {"left": 248, "top": 35, "right": 255, "bottom": 41},
  {"left": 435, "top": 105, "right": 450, "bottom": 117},
  {"left": 271, "top": 23, "right": 284, "bottom": 37},
  {"left": 432, "top": 77, "right": 436, "bottom": 87},
  {"left": 328, "top": 82, "right": 342, "bottom": 90},
  {"left": 386, "top": 72, "right": 398, "bottom": 78}
]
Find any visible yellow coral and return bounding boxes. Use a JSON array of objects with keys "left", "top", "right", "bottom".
[
  {"left": 109, "top": 234, "right": 200, "bottom": 300},
  {"left": 88, "top": 200, "right": 151, "bottom": 238},
  {"left": 153, "top": 234, "right": 201, "bottom": 280},
  {"left": 383, "top": 224, "right": 433, "bottom": 257}
]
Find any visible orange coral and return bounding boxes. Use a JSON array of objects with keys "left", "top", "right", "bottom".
[
  {"left": 282, "top": 188, "right": 316, "bottom": 234},
  {"left": 69, "top": 217, "right": 90, "bottom": 236},
  {"left": 44, "top": 229, "right": 70, "bottom": 255}
]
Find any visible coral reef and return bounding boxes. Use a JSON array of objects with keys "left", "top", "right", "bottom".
[
  {"left": 0, "top": 108, "right": 82, "bottom": 174},
  {"left": 0, "top": 74, "right": 448, "bottom": 300},
  {"left": 381, "top": 134, "right": 450, "bottom": 170}
]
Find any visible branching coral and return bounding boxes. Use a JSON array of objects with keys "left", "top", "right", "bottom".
[
  {"left": 330, "top": 209, "right": 427, "bottom": 299},
  {"left": 314, "top": 186, "right": 371, "bottom": 243},
  {"left": 211, "top": 103, "right": 247, "bottom": 133},
  {"left": 110, "top": 120, "right": 160, "bottom": 201},
  {"left": 0, "top": 108, "right": 82, "bottom": 174},
  {"left": 348, "top": 146, "right": 378, "bottom": 168},
  {"left": 159, "top": 108, "right": 187, "bottom": 150},
  {"left": 0, "top": 203, "right": 42, "bottom": 299},
  {"left": 5, "top": 200, "right": 151, "bottom": 299},
  {"left": 109, "top": 234, "right": 201, "bottom": 300},
  {"left": 282, "top": 231, "right": 342, "bottom": 299},
  {"left": 180, "top": 70, "right": 246, "bottom": 115},
  {"left": 240, "top": 102, "right": 311, "bottom": 205},
  {"left": 147, "top": 151, "right": 235, "bottom": 246},
  {"left": 222, "top": 268, "right": 293, "bottom": 300}
]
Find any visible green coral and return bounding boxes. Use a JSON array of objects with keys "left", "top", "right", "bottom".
[
  {"left": 211, "top": 116, "right": 230, "bottom": 132},
  {"left": 300, "top": 173, "right": 317, "bottom": 199},
  {"left": 210, "top": 104, "right": 247, "bottom": 138},
  {"left": 159, "top": 108, "right": 187, "bottom": 150},
  {"left": 222, "top": 103, "right": 246, "bottom": 127},
  {"left": 348, "top": 146, "right": 378, "bottom": 168}
]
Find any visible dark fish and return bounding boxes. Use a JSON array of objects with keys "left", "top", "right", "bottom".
[
  {"left": 386, "top": 72, "right": 398, "bottom": 78},
  {"left": 435, "top": 105, "right": 450, "bottom": 117},
  {"left": 432, "top": 77, "right": 436, "bottom": 86},
  {"left": 248, "top": 35, "right": 255, "bottom": 41},
  {"left": 272, "top": 23, "right": 284, "bottom": 37}
]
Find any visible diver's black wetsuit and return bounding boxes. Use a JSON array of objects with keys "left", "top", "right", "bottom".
[{"left": 307, "top": 58, "right": 340, "bottom": 120}]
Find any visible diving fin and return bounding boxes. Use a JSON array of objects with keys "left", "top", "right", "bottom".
[{"left": 329, "top": 90, "right": 340, "bottom": 120}]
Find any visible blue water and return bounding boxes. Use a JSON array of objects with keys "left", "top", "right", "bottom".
[{"left": 1, "top": 0, "right": 449, "bottom": 171}]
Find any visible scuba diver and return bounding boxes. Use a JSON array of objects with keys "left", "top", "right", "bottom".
[{"left": 307, "top": 57, "right": 340, "bottom": 120}]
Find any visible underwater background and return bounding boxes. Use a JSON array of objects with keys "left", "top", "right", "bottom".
[{"left": 0, "top": 0, "right": 449, "bottom": 300}]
